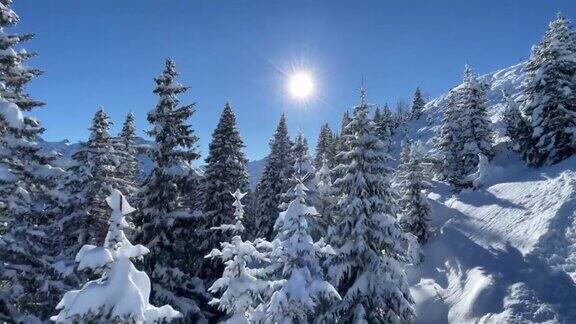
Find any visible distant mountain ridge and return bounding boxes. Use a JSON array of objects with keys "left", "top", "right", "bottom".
[{"left": 39, "top": 136, "right": 264, "bottom": 187}]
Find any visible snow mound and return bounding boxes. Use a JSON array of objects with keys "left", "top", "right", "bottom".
[
  {"left": 51, "top": 189, "right": 181, "bottom": 323},
  {"left": 403, "top": 60, "right": 576, "bottom": 321}
]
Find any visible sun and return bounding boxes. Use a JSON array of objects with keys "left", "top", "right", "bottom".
[{"left": 288, "top": 72, "right": 314, "bottom": 99}]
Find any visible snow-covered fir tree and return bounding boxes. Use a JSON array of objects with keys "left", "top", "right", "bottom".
[
  {"left": 400, "top": 139, "right": 412, "bottom": 167},
  {"left": 0, "top": 2, "right": 68, "bottom": 319},
  {"left": 340, "top": 110, "right": 352, "bottom": 136},
  {"left": 252, "top": 113, "right": 294, "bottom": 240},
  {"left": 279, "top": 131, "right": 316, "bottom": 211},
  {"left": 116, "top": 111, "right": 138, "bottom": 193},
  {"left": 257, "top": 179, "right": 340, "bottom": 323},
  {"left": 326, "top": 90, "right": 414, "bottom": 323},
  {"left": 311, "top": 157, "right": 336, "bottom": 240},
  {"left": 373, "top": 105, "right": 393, "bottom": 150},
  {"left": 520, "top": 13, "right": 576, "bottom": 166},
  {"left": 52, "top": 189, "right": 182, "bottom": 323},
  {"left": 333, "top": 110, "right": 352, "bottom": 159},
  {"left": 314, "top": 123, "right": 335, "bottom": 169},
  {"left": 394, "top": 101, "right": 410, "bottom": 139},
  {"left": 207, "top": 190, "right": 271, "bottom": 324},
  {"left": 292, "top": 131, "right": 315, "bottom": 182},
  {"left": 0, "top": 1, "right": 42, "bottom": 111},
  {"left": 456, "top": 65, "right": 494, "bottom": 174},
  {"left": 136, "top": 58, "right": 210, "bottom": 322},
  {"left": 398, "top": 142, "right": 432, "bottom": 244},
  {"left": 64, "top": 109, "right": 131, "bottom": 250},
  {"left": 411, "top": 87, "right": 426, "bottom": 120},
  {"left": 435, "top": 93, "right": 467, "bottom": 188},
  {"left": 502, "top": 90, "right": 531, "bottom": 152},
  {"left": 200, "top": 102, "right": 249, "bottom": 282}
]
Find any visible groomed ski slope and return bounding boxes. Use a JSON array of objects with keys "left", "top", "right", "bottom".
[{"left": 405, "top": 62, "right": 576, "bottom": 323}]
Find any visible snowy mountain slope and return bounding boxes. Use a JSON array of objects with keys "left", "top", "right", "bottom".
[
  {"left": 410, "top": 154, "right": 576, "bottom": 323},
  {"left": 404, "top": 62, "right": 525, "bottom": 149},
  {"left": 247, "top": 158, "right": 266, "bottom": 189},
  {"left": 39, "top": 137, "right": 154, "bottom": 180},
  {"left": 402, "top": 62, "right": 576, "bottom": 323},
  {"left": 39, "top": 137, "right": 262, "bottom": 187}
]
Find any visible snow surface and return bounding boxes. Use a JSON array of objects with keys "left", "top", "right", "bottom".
[
  {"left": 409, "top": 154, "right": 576, "bottom": 323},
  {"left": 400, "top": 62, "right": 576, "bottom": 323}
]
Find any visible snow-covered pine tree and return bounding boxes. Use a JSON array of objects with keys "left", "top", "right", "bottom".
[
  {"left": 252, "top": 113, "right": 294, "bottom": 240},
  {"left": 0, "top": 2, "right": 68, "bottom": 319},
  {"left": 502, "top": 90, "right": 531, "bottom": 153},
  {"left": 435, "top": 92, "right": 467, "bottom": 188},
  {"left": 336, "top": 111, "right": 352, "bottom": 149},
  {"left": 400, "top": 139, "right": 412, "bottom": 167},
  {"left": 0, "top": 1, "right": 42, "bottom": 111},
  {"left": 258, "top": 178, "right": 340, "bottom": 323},
  {"left": 331, "top": 110, "right": 353, "bottom": 186},
  {"left": 456, "top": 65, "right": 494, "bottom": 174},
  {"left": 116, "top": 111, "right": 138, "bottom": 193},
  {"left": 520, "top": 13, "right": 576, "bottom": 166},
  {"left": 311, "top": 157, "right": 336, "bottom": 240},
  {"left": 64, "top": 109, "right": 131, "bottom": 249},
  {"left": 398, "top": 142, "right": 432, "bottom": 244},
  {"left": 335, "top": 110, "right": 352, "bottom": 155},
  {"left": 394, "top": 100, "right": 410, "bottom": 139},
  {"left": 292, "top": 131, "right": 315, "bottom": 181},
  {"left": 52, "top": 189, "right": 182, "bottom": 323},
  {"left": 136, "top": 58, "right": 210, "bottom": 322},
  {"left": 279, "top": 131, "right": 316, "bottom": 211},
  {"left": 373, "top": 106, "right": 392, "bottom": 151},
  {"left": 207, "top": 190, "right": 271, "bottom": 324},
  {"left": 411, "top": 87, "right": 426, "bottom": 120},
  {"left": 200, "top": 102, "right": 249, "bottom": 282},
  {"left": 314, "top": 123, "right": 335, "bottom": 169},
  {"left": 327, "top": 90, "right": 414, "bottom": 323},
  {"left": 340, "top": 110, "right": 352, "bottom": 136}
]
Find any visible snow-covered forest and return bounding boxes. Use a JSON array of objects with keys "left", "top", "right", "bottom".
[{"left": 1, "top": 1, "right": 576, "bottom": 323}]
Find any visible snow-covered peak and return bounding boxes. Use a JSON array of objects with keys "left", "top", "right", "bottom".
[{"left": 412, "top": 63, "right": 525, "bottom": 148}]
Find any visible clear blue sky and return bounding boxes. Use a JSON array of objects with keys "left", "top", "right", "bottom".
[{"left": 13, "top": 0, "right": 576, "bottom": 160}]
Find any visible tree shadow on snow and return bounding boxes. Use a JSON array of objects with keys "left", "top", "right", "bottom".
[
  {"left": 457, "top": 188, "right": 526, "bottom": 211},
  {"left": 412, "top": 224, "right": 576, "bottom": 323}
]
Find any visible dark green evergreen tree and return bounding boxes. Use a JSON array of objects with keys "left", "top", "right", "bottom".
[
  {"left": 0, "top": 2, "right": 68, "bottom": 320},
  {"left": 373, "top": 106, "right": 393, "bottom": 150},
  {"left": 116, "top": 111, "right": 139, "bottom": 193},
  {"left": 252, "top": 113, "right": 294, "bottom": 240},
  {"left": 65, "top": 109, "right": 130, "bottom": 249},
  {"left": 326, "top": 88, "right": 414, "bottom": 322},
  {"left": 398, "top": 142, "right": 431, "bottom": 244},
  {"left": 411, "top": 87, "right": 426, "bottom": 120},
  {"left": 314, "top": 123, "right": 335, "bottom": 169},
  {"left": 200, "top": 102, "right": 249, "bottom": 281},
  {"left": 136, "top": 59, "right": 210, "bottom": 322}
]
